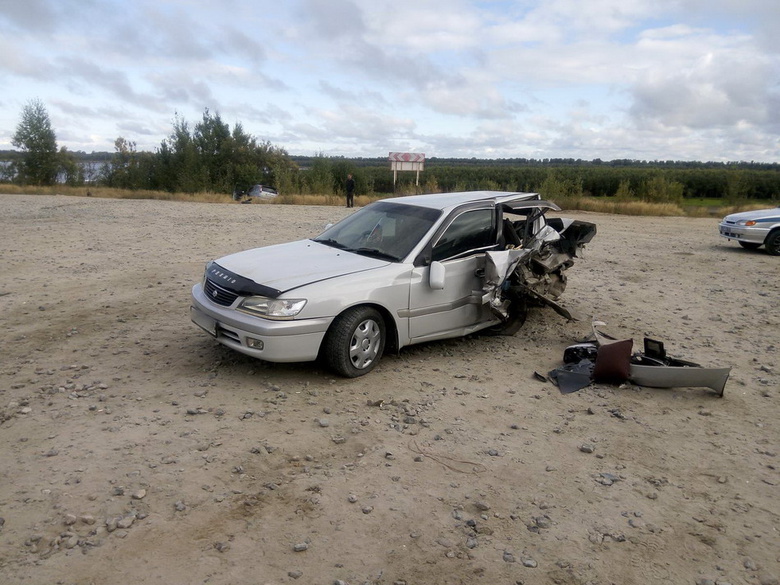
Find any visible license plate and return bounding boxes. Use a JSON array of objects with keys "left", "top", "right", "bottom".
[{"left": 190, "top": 306, "right": 217, "bottom": 337}]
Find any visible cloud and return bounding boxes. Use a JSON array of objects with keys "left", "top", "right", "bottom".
[
  {"left": 629, "top": 26, "right": 779, "bottom": 131},
  {"left": 1, "top": 0, "right": 778, "bottom": 160}
]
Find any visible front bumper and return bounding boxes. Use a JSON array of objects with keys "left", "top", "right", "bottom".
[
  {"left": 190, "top": 284, "right": 332, "bottom": 363},
  {"left": 718, "top": 222, "right": 766, "bottom": 245}
]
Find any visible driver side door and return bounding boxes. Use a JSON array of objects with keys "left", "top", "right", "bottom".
[{"left": 408, "top": 206, "right": 497, "bottom": 342}]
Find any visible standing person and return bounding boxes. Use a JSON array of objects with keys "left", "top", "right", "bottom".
[{"left": 345, "top": 174, "right": 355, "bottom": 208}]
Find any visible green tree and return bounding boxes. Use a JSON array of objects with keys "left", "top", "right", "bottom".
[
  {"left": 11, "top": 99, "right": 59, "bottom": 185},
  {"left": 638, "top": 175, "right": 684, "bottom": 204},
  {"left": 58, "top": 147, "right": 84, "bottom": 186},
  {"left": 193, "top": 109, "right": 232, "bottom": 191},
  {"left": 158, "top": 114, "right": 201, "bottom": 193}
]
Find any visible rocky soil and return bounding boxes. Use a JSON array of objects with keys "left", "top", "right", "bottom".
[{"left": 0, "top": 194, "right": 777, "bottom": 585}]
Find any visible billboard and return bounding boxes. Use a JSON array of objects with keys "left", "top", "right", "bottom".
[{"left": 389, "top": 152, "right": 425, "bottom": 185}]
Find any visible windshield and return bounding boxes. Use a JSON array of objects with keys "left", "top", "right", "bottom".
[{"left": 313, "top": 201, "right": 441, "bottom": 261}]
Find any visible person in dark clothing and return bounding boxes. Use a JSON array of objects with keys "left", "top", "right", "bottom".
[{"left": 345, "top": 174, "right": 355, "bottom": 208}]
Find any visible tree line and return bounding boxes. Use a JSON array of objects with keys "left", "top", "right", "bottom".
[
  {"left": 4, "top": 100, "right": 295, "bottom": 194},
  {"left": 4, "top": 99, "right": 779, "bottom": 202}
]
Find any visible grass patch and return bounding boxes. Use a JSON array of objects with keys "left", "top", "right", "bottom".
[
  {"left": 0, "top": 184, "right": 229, "bottom": 203},
  {"left": 2, "top": 184, "right": 776, "bottom": 218},
  {"left": 555, "top": 195, "right": 685, "bottom": 216}
]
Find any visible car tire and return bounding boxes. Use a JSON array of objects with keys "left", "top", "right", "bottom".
[
  {"left": 738, "top": 241, "right": 762, "bottom": 250},
  {"left": 483, "top": 295, "right": 528, "bottom": 336},
  {"left": 322, "top": 306, "right": 385, "bottom": 377},
  {"left": 765, "top": 231, "right": 780, "bottom": 256}
]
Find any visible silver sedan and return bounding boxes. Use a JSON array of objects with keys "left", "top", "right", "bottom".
[{"left": 191, "top": 191, "right": 596, "bottom": 377}]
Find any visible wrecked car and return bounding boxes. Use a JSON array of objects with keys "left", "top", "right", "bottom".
[
  {"left": 718, "top": 206, "right": 780, "bottom": 256},
  {"left": 190, "top": 191, "right": 596, "bottom": 377}
]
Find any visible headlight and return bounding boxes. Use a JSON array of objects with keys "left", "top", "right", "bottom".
[{"left": 238, "top": 297, "right": 307, "bottom": 319}]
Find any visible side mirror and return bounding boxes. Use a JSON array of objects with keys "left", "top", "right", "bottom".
[{"left": 429, "top": 261, "right": 445, "bottom": 290}]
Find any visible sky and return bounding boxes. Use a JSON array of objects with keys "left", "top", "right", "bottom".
[{"left": 1, "top": 0, "right": 779, "bottom": 162}]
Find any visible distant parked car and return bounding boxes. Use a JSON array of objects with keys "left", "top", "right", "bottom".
[
  {"left": 718, "top": 207, "right": 780, "bottom": 256},
  {"left": 190, "top": 190, "right": 596, "bottom": 377},
  {"left": 232, "top": 184, "right": 279, "bottom": 201},
  {"left": 247, "top": 184, "right": 278, "bottom": 199}
]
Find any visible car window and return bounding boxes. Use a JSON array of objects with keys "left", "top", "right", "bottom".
[
  {"left": 503, "top": 209, "right": 547, "bottom": 245},
  {"left": 432, "top": 208, "right": 496, "bottom": 262},
  {"left": 313, "top": 201, "right": 441, "bottom": 261}
]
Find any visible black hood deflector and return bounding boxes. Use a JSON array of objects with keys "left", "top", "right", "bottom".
[{"left": 206, "top": 262, "right": 283, "bottom": 298}]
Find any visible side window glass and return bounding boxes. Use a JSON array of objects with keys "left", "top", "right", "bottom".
[{"left": 432, "top": 209, "right": 495, "bottom": 262}]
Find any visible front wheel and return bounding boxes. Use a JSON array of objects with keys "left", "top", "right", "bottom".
[
  {"left": 765, "top": 231, "right": 780, "bottom": 256},
  {"left": 738, "top": 241, "right": 761, "bottom": 250},
  {"left": 322, "top": 306, "right": 385, "bottom": 377},
  {"left": 483, "top": 295, "right": 528, "bottom": 336}
]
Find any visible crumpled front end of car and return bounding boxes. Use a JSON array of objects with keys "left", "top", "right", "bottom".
[{"left": 483, "top": 218, "right": 597, "bottom": 331}]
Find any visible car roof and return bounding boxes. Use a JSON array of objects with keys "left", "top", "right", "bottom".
[{"left": 379, "top": 191, "right": 540, "bottom": 211}]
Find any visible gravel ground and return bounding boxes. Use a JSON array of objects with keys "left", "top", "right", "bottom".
[{"left": 0, "top": 194, "right": 778, "bottom": 585}]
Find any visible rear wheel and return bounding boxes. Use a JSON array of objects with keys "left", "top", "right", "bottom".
[
  {"left": 765, "top": 231, "right": 780, "bottom": 256},
  {"left": 738, "top": 241, "right": 761, "bottom": 250},
  {"left": 322, "top": 306, "right": 385, "bottom": 377}
]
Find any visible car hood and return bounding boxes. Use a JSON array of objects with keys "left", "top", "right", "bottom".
[
  {"left": 723, "top": 208, "right": 780, "bottom": 222},
  {"left": 216, "top": 239, "right": 388, "bottom": 294}
]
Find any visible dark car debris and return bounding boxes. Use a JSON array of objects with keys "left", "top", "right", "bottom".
[{"left": 547, "top": 321, "right": 731, "bottom": 396}]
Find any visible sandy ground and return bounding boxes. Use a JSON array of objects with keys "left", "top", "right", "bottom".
[{"left": 0, "top": 194, "right": 778, "bottom": 585}]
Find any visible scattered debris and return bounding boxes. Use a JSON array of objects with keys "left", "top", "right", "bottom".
[{"left": 548, "top": 321, "right": 731, "bottom": 396}]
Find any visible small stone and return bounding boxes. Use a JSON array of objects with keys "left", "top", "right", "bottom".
[
  {"left": 361, "top": 506, "right": 374, "bottom": 514},
  {"left": 744, "top": 558, "right": 758, "bottom": 571},
  {"left": 318, "top": 418, "right": 330, "bottom": 428},
  {"left": 64, "top": 535, "right": 80, "bottom": 549},
  {"left": 63, "top": 514, "right": 77, "bottom": 526},
  {"left": 534, "top": 515, "right": 551, "bottom": 529},
  {"left": 288, "top": 570, "right": 303, "bottom": 579},
  {"left": 475, "top": 501, "right": 491, "bottom": 512},
  {"left": 214, "top": 541, "right": 230, "bottom": 552},
  {"left": 579, "top": 443, "right": 595, "bottom": 453},
  {"left": 117, "top": 515, "right": 134, "bottom": 529},
  {"left": 293, "top": 542, "right": 309, "bottom": 552},
  {"left": 503, "top": 551, "right": 516, "bottom": 563},
  {"left": 132, "top": 489, "right": 147, "bottom": 500},
  {"left": 347, "top": 494, "right": 358, "bottom": 503},
  {"left": 522, "top": 558, "right": 538, "bottom": 568},
  {"left": 174, "top": 501, "right": 186, "bottom": 512}
]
